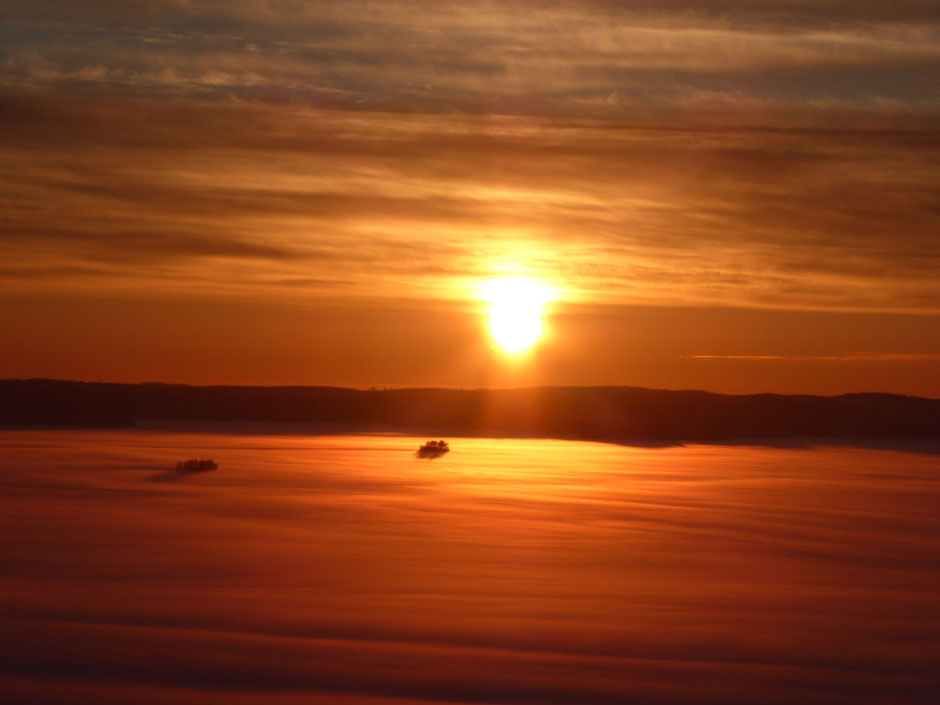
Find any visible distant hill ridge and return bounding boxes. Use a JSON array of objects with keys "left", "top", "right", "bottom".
[{"left": 1, "top": 379, "right": 938, "bottom": 441}]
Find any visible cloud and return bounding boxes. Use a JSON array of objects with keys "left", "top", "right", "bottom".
[
  {"left": 0, "top": 1, "right": 937, "bottom": 313},
  {"left": 689, "top": 353, "right": 940, "bottom": 362},
  {"left": 0, "top": 88, "right": 937, "bottom": 310},
  {"left": 3, "top": 1, "right": 940, "bottom": 117}
]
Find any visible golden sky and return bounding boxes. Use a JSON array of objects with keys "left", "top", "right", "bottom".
[{"left": 2, "top": 1, "right": 938, "bottom": 394}]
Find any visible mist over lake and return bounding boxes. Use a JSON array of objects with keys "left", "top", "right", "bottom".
[{"left": 2, "top": 430, "right": 938, "bottom": 704}]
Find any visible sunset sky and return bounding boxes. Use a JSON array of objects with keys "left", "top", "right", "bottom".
[{"left": 2, "top": 0, "right": 938, "bottom": 394}]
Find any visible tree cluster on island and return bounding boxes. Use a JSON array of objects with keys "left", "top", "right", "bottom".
[
  {"left": 416, "top": 440, "right": 449, "bottom": 458},
  {"left": 175, "top": 458, "right": 218, "bottom": 472}
]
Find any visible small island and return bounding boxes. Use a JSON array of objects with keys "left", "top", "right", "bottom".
[
  {"left": 175, "top": 458, "right": 218, "bottom": 472},
  {"left": 416, "top": 440, "right": 449, "bottom": 458}
]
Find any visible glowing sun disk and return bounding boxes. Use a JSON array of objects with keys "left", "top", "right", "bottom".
[{"left": 481, "top": 277, "right": 552, "bottom": 353}]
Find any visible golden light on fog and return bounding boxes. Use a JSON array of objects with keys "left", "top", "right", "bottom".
[{"left": 481, "top": 277, "right": 553, "bottom": 353}]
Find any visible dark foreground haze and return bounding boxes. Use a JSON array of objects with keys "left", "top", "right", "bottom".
[{"left": 1, "top": 430, "right": 938, "bottom": 704}]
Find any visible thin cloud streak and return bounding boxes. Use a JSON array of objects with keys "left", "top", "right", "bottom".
[{"left": 689, "top": 353, "right": 940, "bottom": 362}]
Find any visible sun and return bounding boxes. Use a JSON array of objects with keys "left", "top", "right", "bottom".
[{"left": 480, "top": 277, "right": 552, "bottom": 353}]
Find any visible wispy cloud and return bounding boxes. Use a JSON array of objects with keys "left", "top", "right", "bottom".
[
  {"left": 3, "top": 1, "right": 940, "bottom": 116},
  {"left": 689, "top": 353, "right": 940, "bottom": 361},
  {"left": 0, "top": 1, "right": 937, "bottom": 318},
  {"left": 1, "top": 89, "right": 936, "bottom": 311}
]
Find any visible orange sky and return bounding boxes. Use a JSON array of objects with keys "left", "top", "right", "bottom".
[{"left": 2, "top": 1, "right": 938, "bottom": 394}]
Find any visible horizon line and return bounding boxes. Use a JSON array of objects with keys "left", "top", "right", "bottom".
[{"left": 4, "top": 378, "right": 937, "bottom": 401}]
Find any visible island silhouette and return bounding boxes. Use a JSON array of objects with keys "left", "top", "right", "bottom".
[{"left": 416, "top": 440, "right": 450, "bottom": 458}]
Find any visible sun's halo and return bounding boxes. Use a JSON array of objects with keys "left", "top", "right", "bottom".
[{"left": 480, "top": 277, "right": 553, "bottom": 353}]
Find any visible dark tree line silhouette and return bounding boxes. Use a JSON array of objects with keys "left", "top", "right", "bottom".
[{"left": 2, "top": 380, "right": 939, "bottom": 441}]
